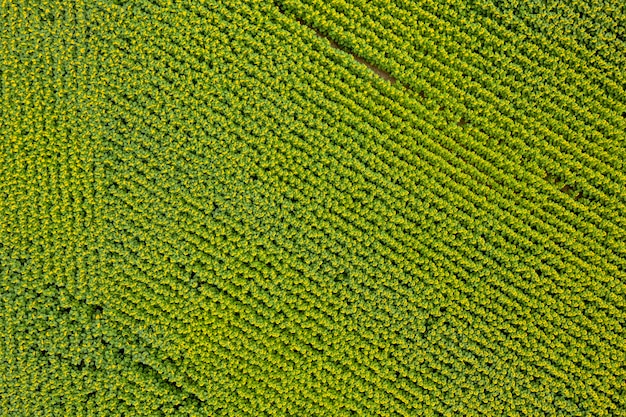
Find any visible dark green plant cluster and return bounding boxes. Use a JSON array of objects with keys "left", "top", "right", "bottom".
[{"left": 1, "top": 0, "right": 625, "bottom": 416}]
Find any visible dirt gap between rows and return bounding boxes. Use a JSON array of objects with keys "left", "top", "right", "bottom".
[
  {"left": 275, "top": 3, "right": 396, "bottom": 84},
  {"left": 302, "top": 20, "right": 397, "bottom": 84}
]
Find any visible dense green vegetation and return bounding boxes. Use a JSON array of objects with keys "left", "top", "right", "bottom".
[{"left": 1, "top": 0, "right": 625, "bottom": 415}]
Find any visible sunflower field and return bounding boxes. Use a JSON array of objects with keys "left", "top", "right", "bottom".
[{"left": 1, "top": 0, "right": 625, "bottom": 416}]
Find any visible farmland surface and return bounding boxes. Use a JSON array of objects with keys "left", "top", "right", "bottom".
[{"left": 2, "top": 0, "right": 626, "bottom": 415}]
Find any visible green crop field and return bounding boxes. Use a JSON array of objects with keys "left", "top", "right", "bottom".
[{"left": 1, "top": 0, "right": 625, "bottom": 415}]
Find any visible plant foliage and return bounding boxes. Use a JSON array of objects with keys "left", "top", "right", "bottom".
[{"left": 1, "top": 0, "right": 625, "bottom": 415}]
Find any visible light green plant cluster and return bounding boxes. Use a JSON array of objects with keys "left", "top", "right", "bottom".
[{"left": 1, "top": 0, "right": 625, "bottom": 416}]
